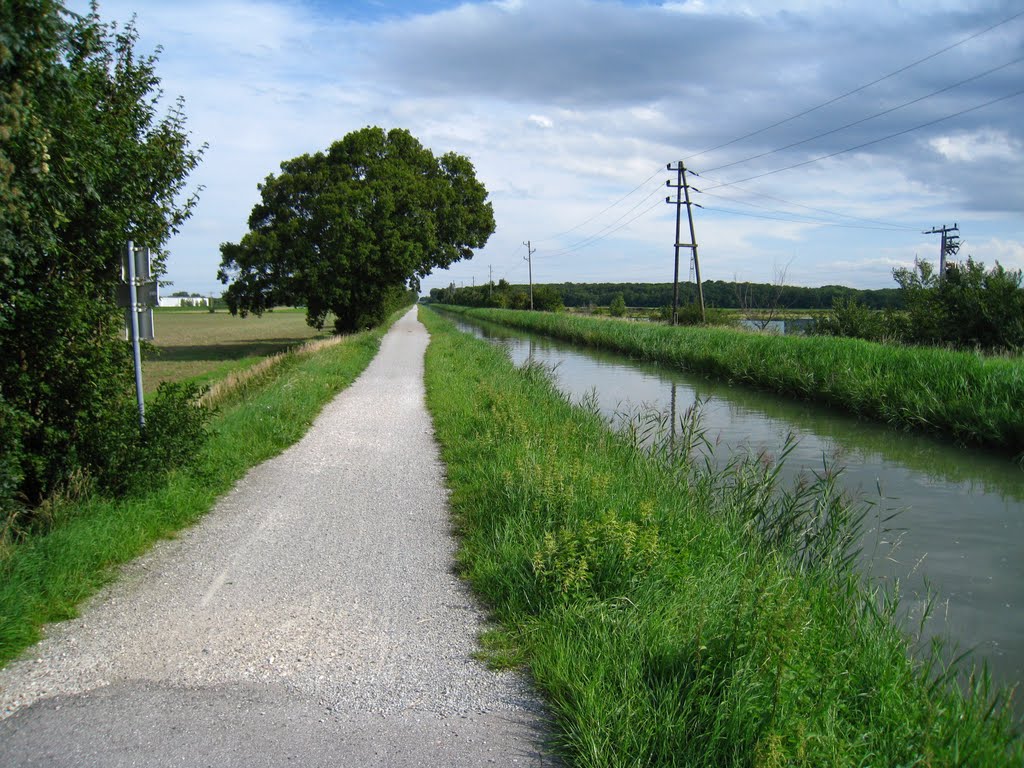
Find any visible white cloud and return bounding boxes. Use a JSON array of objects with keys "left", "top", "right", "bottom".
[
  {"left": 966, "top": 237, "right": 1024, "bottom": 271},
  {"left": 929, "top": 130, "right": 1020, "bottom": 163},
  {"left": 62, "top": 0, "right": 1024, "bottom": 295}
]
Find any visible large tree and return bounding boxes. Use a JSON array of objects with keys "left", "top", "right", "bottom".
[
  {"left": 218, "top": 127, "right": 495, "bottom": 332},
  {"left": 1, "top": 1, "right": 203, "bottom": 509}
]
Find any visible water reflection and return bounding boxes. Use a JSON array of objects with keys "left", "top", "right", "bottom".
[{"left": 451, "top": 314, "right": 1024, "bottom": 693}]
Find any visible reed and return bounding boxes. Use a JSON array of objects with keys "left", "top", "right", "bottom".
[
  {"left": 421, "top": 306, "right": 1022, "bottom": 767},
  {"left": 438, "top": 306, "right": 1024, "bottom": 455}
]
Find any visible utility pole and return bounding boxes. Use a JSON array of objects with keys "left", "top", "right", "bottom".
[
  {"left": 488, "top": 264, "right": 493, "bottom": 300},
  {"left": 922, "top": 223, "right": 960, "bottom": 276},
  {"left": 666, "top": 161, "right": 705, "bottom": 323},
  {"left": 523, "top": 240, "right": 535, "bottom": 310}
]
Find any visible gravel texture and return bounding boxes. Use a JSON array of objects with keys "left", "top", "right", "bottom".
[{"left": 0, "top": 308, "right": 554, "bottom": 767}]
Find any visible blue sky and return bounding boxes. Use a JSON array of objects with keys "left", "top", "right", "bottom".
[{"left": 68, "top": 0, "right": 1024, "bottom": 296}]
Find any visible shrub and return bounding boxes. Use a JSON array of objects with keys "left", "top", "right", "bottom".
[
  {"left": 99, "top": 382, "right": 212, "bottom": 497},
  {"left": 0, "top": 4, "right": 203, "bottom": 514},
  {"left": 894, "top": 257, "right": 1024, "bottom": 350},
  {"left": 812, "top": 297, "right": 896, "bottom": 341},
  {"left": 609, "top": 293, "right": 627, "bottom": 317}
]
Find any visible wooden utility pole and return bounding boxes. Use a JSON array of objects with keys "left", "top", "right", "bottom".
[
  {"left": 523, "top": 240, "right": 535, "bottom": 310},
  {"left": 666, "top": 161, "right": 705, "bottom": 323},
  {"left": 488, "top": 264, "right": 493, "bottom": 299},
  {"left": 923, "top": 223, "right": 960, "bottom": 276}
]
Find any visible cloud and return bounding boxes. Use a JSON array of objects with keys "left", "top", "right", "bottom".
[
  {"left": 929, "top": 129, "right": 1020, "bottom": 162},
  {"left": 64, "top": 0, "right": 1024, "bottom": 295}
]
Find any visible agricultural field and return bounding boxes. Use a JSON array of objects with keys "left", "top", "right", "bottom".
[{"left": 143, "top": 308, "right": 330, "bottom": 391}]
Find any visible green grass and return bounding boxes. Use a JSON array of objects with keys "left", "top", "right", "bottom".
[
  {"left": 0, "top": 311, "right": 397, "bottom": 666},
  {"left": 437, "top": 306, "right": 1024, "bottom": 455},
  {"left": 421, "top": 305, "right": 1022, "bottom": 767}
]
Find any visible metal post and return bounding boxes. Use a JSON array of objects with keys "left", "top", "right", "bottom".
[
  {"left": 523, "top": 240, "right": 535, "bottom": 310},
  {"left": 669, "top": 162, "right": 682, "bottom": 325},
  {"left": 126, "top": 240, "right": 145, "bottom": 428},
  {"left": 681, "top": 166, "right": 706, "bottom": 323}
]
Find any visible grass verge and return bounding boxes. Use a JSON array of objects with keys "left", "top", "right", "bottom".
[
  {"left": 421, "top": 306, "right": 1022, "bottom": 767},
  {"left": 436, "top": 306, "right": 1024, "bottom": 455},
  {"left": 0, "top": 311, "right": 399, "bottom": 666}
]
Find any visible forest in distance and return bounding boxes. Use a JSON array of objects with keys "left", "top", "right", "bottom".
[{"left": 428, "top": 279, "right": 903, "bottom": 311}]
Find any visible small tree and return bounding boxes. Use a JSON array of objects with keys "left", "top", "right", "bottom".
[
  {"left": 609, "top": 294, "right": 627, "bottom": 317},
  {"left": 734, "top": 260, "right": 792, "bottom": 330}
]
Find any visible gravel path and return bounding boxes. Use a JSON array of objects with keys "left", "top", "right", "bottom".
[{"left": 0, "top": 308, "right": 554, "bottom": 767}]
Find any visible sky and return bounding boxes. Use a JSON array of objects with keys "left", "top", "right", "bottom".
[{"left": 66, "top": 0, "right": 1024, "bottom": 296}]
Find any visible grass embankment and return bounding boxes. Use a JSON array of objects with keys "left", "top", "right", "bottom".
[
  {"left": 421, "top": 306, "right": 1021, "bottom": 767},
  {"left": 439, "top": 306, "right": 1024, "bottom": 455},
  {"left": 143, "top": 307, "right": 331, "bottom": 392},
  {"left": 0, "top": 312, "right": 397, "bottom": 666}
]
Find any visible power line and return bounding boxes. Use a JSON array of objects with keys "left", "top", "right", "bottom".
[
  {"left": 683, "top": 8, "right": 1024, "bottom": 163},
  {"left": 701, "top": 56, "right": 1024, "bottom": 174},
  {"left": 700, "top": 87, "right": 1024, "bottom": 191},
  {"left": 542, "top": 197, "right": 665, "bottom": 260},
  {"left": 698, "top": 182, "right": 917, "bottom": 231},
  {"left": 535, "top": 165, "right": 664, "bottom": 243},
  {"left": 542, "top": 181, "right": 665, "bottom": 258},
  {"left": 701, "top": 205, "right": 921, "bottom": 231}
]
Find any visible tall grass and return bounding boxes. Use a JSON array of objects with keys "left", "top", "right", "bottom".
[
  {"left": 421, "top": 306, "right": 1022, "bottom": 767},
  {"left": 0, "top": 315, "right": 397, "bottom": 666},
  {"left": 437, "top": 306, "right": 1024, "bottom": 455}
]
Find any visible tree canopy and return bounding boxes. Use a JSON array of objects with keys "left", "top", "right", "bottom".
[
  {"left": 1, "top": 1, "right": 204, "bottom": 511},
  {"left": 218, "top": 127, "right": 495, "bottom": 332}
]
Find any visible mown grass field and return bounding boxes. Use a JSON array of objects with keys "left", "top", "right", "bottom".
[
  {"left": 143, "top": 308, "right": 330, "bottom": 391},
  {"left": 421, "top": 305, "right": 1022, "bottom": 767}
]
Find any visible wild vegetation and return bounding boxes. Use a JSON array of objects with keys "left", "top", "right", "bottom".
[
  {"left": 0, "top": 312, "right": 397, "bottom": 665},
  {"left": 422, "top": 306, "right": 1021, "bottom": 766},
  {"left": 1, "top": 2, "right": 204, "bottom": 527},
  {"left": 815, "top": 257, "right": 1024, "bottom": 351},
  {"left": 435, "top": 306, "right": 1024, "bottom": 454},
  {"left": 218, "top": 126, "right": 493, "bottom": 332}
]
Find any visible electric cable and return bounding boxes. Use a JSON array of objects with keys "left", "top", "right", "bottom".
[
  {"left": 701, "top": 56, "right": 1024, "bottom": 174},
  {"left": 699, "top": 87, "right": 1024, "bottom": 191},
  {"left": 534, "top": 165, "right": 664, "bottom": 243},
  {"left": 683, "top": 8, "right": 1024, "bottom": 162}
]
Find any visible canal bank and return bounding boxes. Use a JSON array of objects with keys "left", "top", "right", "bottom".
[
  {"left": 441, "top": 308, "right": 1024, "bottom": 702},
  {"left": 421, "top": 306, "right": 1022, "bottom": 766}
]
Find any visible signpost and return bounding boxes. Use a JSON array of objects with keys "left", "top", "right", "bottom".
[{"left": 118, "top": 241, "right": 158, "bottom": 428}]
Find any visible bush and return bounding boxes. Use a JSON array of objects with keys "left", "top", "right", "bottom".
[
  {"left": 894, "top": 257, "right": 1024, "bottom": 350},
  {"left": 99, "top": 382, "right": 212, "bottom": 497},
  {"left": 0, "top": 5, "right": 203, "bottom": 515},
  {"left": 609, "top": 293, "right": 627, "bottom": 317},
  {"left": 812, "top": 297, "right": 897, "bottom": 341}
]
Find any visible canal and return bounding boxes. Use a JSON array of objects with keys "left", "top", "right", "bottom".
[{"left": 448, "top": 312, "right": 1024, "bottom": 697}]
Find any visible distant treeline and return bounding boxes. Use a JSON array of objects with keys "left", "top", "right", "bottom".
[{"left": 429, "top": 280, "right": 902, "bottom": 310}]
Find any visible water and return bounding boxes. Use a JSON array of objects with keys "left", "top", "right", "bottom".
[{"left": 450, "top": 314, "right": 1024, "bottom": 694}]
